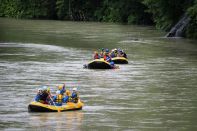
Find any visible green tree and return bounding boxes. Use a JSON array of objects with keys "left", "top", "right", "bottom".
[
  {"left": 186, "top": 0, "right": 197, "bottom": 38},
  {"left": 143, "top": 0, "right": 193, "bottom": 30}
]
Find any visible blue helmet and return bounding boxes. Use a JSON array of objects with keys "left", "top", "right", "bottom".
[{"left": 105, "top": 49, "right": 109, "bottom": 53}]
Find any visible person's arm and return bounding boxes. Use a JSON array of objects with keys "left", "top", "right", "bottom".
[{"left": 52, "top": 96, "right": 57, "bottom": 102}]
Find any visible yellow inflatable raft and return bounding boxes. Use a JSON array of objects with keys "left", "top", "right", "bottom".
[
  {"left": 28, "top": 99, "right": 84, "bottom": 112},
  {"left": 112, "top": 57, "right": 128, "bottom": 64}
]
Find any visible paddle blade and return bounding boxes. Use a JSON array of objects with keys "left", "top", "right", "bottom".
[{"left": 57, "top": 108, "right": 61, "bottom": 112}]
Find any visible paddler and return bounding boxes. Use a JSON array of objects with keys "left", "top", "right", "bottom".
[
  {"left": 71, "top": 87, "right": 79, "bottom": 103},
  {"left": 93, "top": 51, "right": 100, "bottom": 59},
  {"left": 34, "top": 86, "right": 51, "bottom": 104}
]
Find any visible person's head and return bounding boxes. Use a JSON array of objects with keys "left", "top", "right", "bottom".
[
  {"left": 94, "top": 51, "right": 98, "bottom": 55},
  {"left": 38, "top": 88, "right": 43, "bottom": 94},
  {"left": 72, "top": 87, "right": 77, "bottom": 92},
  {"left": 42, "top": 86, "right": 48, "bottom": 91},
  {"left": 105, "top": 49, "right": 109, "bottom": 53},
  {"left": 58, "top": 85, "right": 63, "bottom": 90},
  {"left": 101, "top": 48, "right": 104, "bottom": 52},
  {"left": 56, "top": 90, "right": 60, "bottom": 95}
]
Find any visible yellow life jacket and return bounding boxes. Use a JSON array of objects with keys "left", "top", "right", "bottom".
[{"left": 56, "top": 94, "right": 63, "bottom": 103}]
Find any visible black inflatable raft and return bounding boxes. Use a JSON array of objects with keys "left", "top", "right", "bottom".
[{"left": 84, "top": 59, "right": 113, "bottom": 69}]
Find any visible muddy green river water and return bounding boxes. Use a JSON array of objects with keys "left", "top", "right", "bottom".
[{"left": 0, "top": 18, "right": 197, "bottom": 131}]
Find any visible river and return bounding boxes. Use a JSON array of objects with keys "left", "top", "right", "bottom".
[{"left": 0, "top": 18, "right": 197, "bottom": 131}]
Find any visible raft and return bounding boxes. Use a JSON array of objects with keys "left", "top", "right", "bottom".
[
  {"left": 112, "top": 57, "right": 128, "bottom": 64},
  {"left": 28, "top": 99, "right": 84, "bottom": 112},
  {"left": 84, "top": 59, "right": 113, "bottom": 69}
]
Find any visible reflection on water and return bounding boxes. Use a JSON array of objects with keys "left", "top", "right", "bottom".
[
  {"left": 28, "top": 111, "right": 84, "bottom": 131},
  {"left": 0, "top": 18, "right": 197, "bottom": 131}
]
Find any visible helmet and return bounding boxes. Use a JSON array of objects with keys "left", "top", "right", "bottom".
[
  {"left": 101, "top": 48, "right": 104, "bottom": 51},
  {"left": 72, "top": 87, "right": 77, "bottom": 91},
  {"left": 94, "top": 51, "right": 98, "bottom": 54},
  {"left": 38, "top": 88, "right": 43, "bottom": 93},
  {"left": 47, "top": 87, "right": 50, "bottom": 92},
  {"left": 105, "top": 49, "right": 109, "bottom": 53},
  {"left": 56, "top": 90, "right": 60, "bottom": 94},
  {"left": 42, "top": 86, "right": 48, "bottom": 91},
  {"left": 66, "top": 90, "right": 71, "bottom": 96},
  {"left": 58, "top": 85, "right": 63, "bottom": 90}
]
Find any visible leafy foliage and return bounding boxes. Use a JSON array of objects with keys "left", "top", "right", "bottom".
[
  {"left": 186, "top": 0, "right": 197, "bottom": 38},
  {"left": 0, "top": 0, "right": 197, "bottom": 38}
]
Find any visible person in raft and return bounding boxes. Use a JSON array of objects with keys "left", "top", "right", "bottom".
[
  {"left": 57, "top": 83, "right": 71, "bottom": 102},
  {"left": 110, "top": 48, "right": 118, "bottom": 58},
  {"left": 103, "top": 50, "right": 115, "bottom": 68},
  {"left": 100, "top": 48, "right": 105, "bottom": 58},
  {"left": 35, "top": 86, "right": 51, "bottom": 104},
  {"left": 93, "top": 51, "right": 100, "bottom": 59},
  {"left": 53, "top": 90, "right": 69, "bottom": 106},
  {"left": 118, "top": 49, "right": 127, "bottom": 58},
  {"left": 58, "top": 84, "right": 66, "bottom": 95},
  {"left": 71, "top": 87, "right": 79, "bottom": 103}
]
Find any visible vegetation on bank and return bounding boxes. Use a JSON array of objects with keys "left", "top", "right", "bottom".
[{"left": 0, "top": 0, "right": 197, "bottom": 39}]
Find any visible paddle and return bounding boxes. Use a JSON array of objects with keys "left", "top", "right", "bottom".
[{"left": 49, "top": 95, "right": 61, "bottom": 113}]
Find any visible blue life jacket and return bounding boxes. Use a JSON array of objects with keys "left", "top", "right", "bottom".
[
  {"left": 63, "top": 96, "right": 69, "bottom": 103},
  {"left": 35, "top": 92, "right": 48, "bottom": 102},
  {"left": 34, "top": 94, "right": 41, "bottom": 102},
  {"left": 106, "top": 56, "right": 112, "bottom": 62},
  {"left": 110, "top": 52, "right": 116, "bottom": 58},
  {"left": 71, "top": 92, "right": 78, "bottom": 98}
]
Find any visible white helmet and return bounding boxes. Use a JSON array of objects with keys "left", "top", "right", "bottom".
[
  {"left": 42, "top": 86, "right": 48, "bottom": 90},
  {"left": 72, "top": 87, "right": 77, "bottom": 91},
  {"left": 56, "top": 90, "right": 60, "bottom": 94}
]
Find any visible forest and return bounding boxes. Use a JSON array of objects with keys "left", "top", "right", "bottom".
[{"left": 0, "top": 0, "right": 197, "bottom": 39}]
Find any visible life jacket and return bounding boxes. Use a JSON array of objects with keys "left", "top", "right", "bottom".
[
  {"left": 71, "top": 92, "right": 79, "bottom": 103},
  {"left": 114, "top": 52, "right": 118, "bottom": 57},
  {"left": 100, "top": 52, "right": 104, "bottom": 58},
  {"left": 40, "top": 91, "right": 48, "bottom": 101},
  {"left": 106, "top": 56, "right": 111, "bottom": 62},
  {"left": 104, "top": 55, "right": 107, "bottom": 60},
  {"left": 65, "top": 90, "right": 71, "bottom": 102},
  {"left": 56, "top": 94, "right": 63, "bottom": 103},
  {"left": 94, "top": 54, "right": 100, "bottom": 59}
]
